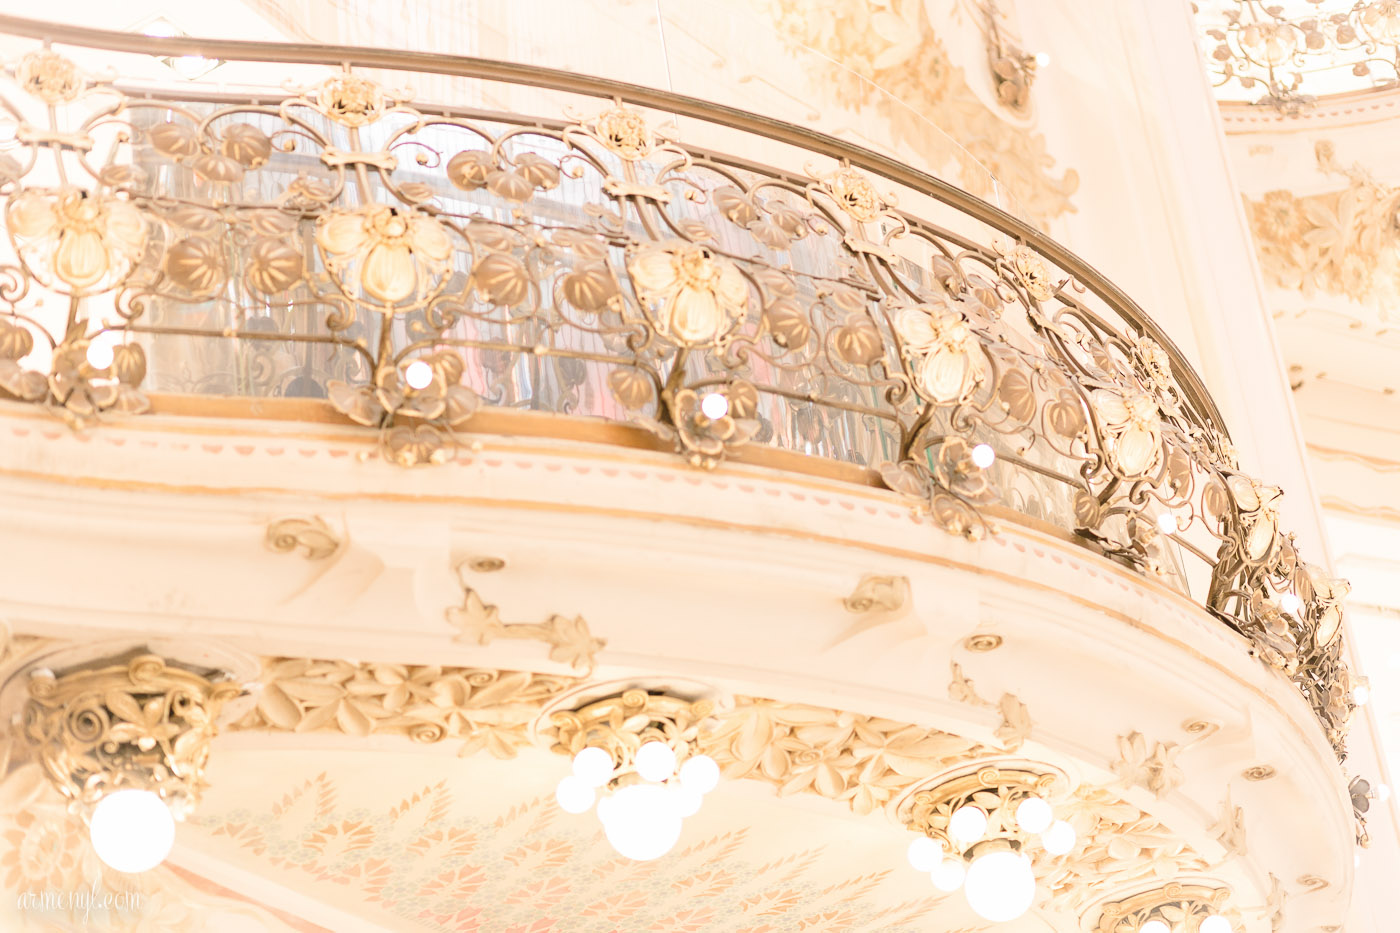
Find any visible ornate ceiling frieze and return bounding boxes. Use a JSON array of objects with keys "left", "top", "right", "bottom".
[
  {"left": 1244, "top": 140, "right": 1400, "bottom": 307},
  {"left": 764, "top": 0, "right": 1079, "bottom": 227}
]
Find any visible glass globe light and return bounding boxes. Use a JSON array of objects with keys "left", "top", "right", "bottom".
[
  {"left": 1156, "top": 512, "right": 1178, "bottom": 535},
  {"left": 1139, "top": 920, "right": 1170, "bottom": 933},
  {"left": 971, "top": 444, "right": 996, "bottom": 469},
  {"left": 1199, "top": 915, "right": 1232, "bottom": 933},
  {"left": 86, "top": 338, "right": 115, "bottom": 370},
  {"left": 598, "top": 783, "right": 683, "bottom": 861},
  {"left": 679, "top": 754, "right": 720, "bottom": 794},
  {"left": 1354, "top": 684, "right": 1372, "bottom": 706},
  {"left": 668, "top": 785, "right": 703, "bottom": 818},
  {"left": 963, "top": 849, "right": 1036, "bottom": 922},
  {"left": 89, "top": 789, "right": 176, "bottom": 873},
  {"left": 907, "top": 835, "right": 943, "bottom": 872},
  {"left": 1042, "top": 819, "right": 1076, "bottom": 855},
  {"left": 930, "top": 857, "right": 966, "bottom": 892},
  {"left": 948, "top": 805, "right": 988, "bottom": 845},
  {"left": 404, "top": 360, "right": 434, "bottom": 390},
  {"left": 634, "top": 741, "right": 677, "bottom": 783},
  {"left": 572, "top": 746, "right": 615, "bottom": 788},
  {"left": 700, "top": 392, "right": 730, "bottom": 420},
  {"left": 555, "top": 775, "right": 596, "bottom": 814},
  {"left": 1014, "top": 796, "right": 1053, "bottom": 834},
  {"left": 1279, "top": 592, "right": 1302, "bottom": 614}
]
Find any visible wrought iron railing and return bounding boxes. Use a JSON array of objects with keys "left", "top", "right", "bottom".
[{"left": 0, "top": 17, "right": 1355, "bottom": 756}]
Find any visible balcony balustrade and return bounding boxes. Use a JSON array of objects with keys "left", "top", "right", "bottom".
[{"left": 0, "top": 16, "right": 1356, "bottom": 766}]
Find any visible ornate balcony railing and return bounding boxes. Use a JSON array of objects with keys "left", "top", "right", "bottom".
[{"left": 0, "top": 18, "right": 1356, "bottom": 761}]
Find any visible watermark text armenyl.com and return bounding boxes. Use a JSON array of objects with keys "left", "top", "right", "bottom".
[{"left": 17, "top": 882, "right": 142, "bottom": 922}]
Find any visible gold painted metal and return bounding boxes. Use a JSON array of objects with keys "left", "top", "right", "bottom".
[
  {"left": 1199, "top": 1, "right": 1400, "bottom": 112},
  {"left": 0, "top": 18, "right": 1353, "bottom": 757},
  {"left": 548, "top": 688, "right": 714, "bottom": 784},
  {"left": 1242, "top": 764, "right": 1277, "bottom": 781},
  {"left": 1094, "top": 882, "right": 1233, "bottom": 933},
  {"left": 22, "top": 652, "right": 242, "bottom": 816}
]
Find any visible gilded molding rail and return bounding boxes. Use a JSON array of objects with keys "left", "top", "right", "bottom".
[{"left": 0, "top": 18, "right": 1356, "bottom": 764}]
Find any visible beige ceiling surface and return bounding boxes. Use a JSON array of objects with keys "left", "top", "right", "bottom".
[{"left": 179, "top": 747, "right": 1018, "bottom": 933}]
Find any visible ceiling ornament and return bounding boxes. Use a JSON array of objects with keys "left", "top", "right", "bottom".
[
  {"left": 765, "top": 0, "right": 1077, "bottom": 226},
  {"left": 15, "top": 649, "right": 244, "bottom": 873},
  {"left": 1111, "top": 731, "right": 1186, "bottom": 800},
  {"left": 898, "top": 763, "right": 1078, "bottom": 922},
  {"left": 265, "top": 515, "right": 342, "bottom": 561},
  {"left": 1245, "top": 140, "right": 1400, "bottom": 308},
  {"left": 547, "top": 689, "right": 721, "bottom": 861},
  {"left": 0, "top": 31, "right": 1355, "bottom": 758},
  {"left": 842, "top": 574, "right": 911, "bottom": 613},
  {"left": 980, "top": 0, "right": 1050, "bottom": 114},
  {"left": 1093, "top": 882, "right": 1238, "bottom": 933},
  {"left": 948, "top": 662, "right": 1032, "bottom": 752},
  {"left": 446, "top": 573, "right": 606, "bottom": 673},
  {"left": 230, "top": 658, "right": 578, "bottom": 758},
  {"left": 1209, "top": 790, "right": 1250, "bottom": 858},
  {"left": 1198, "top": 0, "right": 1400, "bottom": 112}
]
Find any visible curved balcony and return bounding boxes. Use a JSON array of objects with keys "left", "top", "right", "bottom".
[{"left": 0, "top": 16, "right": 1363, "bottom": 931}]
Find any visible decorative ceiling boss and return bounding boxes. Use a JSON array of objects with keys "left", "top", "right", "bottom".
[
  {"left": 10, "top": 645, "right": 250, "bottom": 874},
  {"left": 548, "top": 689, "right": 723, "bottom": 862}
]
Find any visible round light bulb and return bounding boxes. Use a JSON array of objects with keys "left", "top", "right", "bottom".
[
  {"left": 1354, "top": 685, "right": 1371, "bottom": 706},
  {"left": 668, "top": 784, "right": 703, "bottom": 818},
  {"left": 1042, "top": 819, "right": 1076, "bottom": 855},
  {"left": 1156, "top": 512, "right": 1178, "bottom": 535},
  {"left": 598, "top": 783, "right": 683, "bottom": 861},
  {"left": 1377, "top": 783, "right": 1392, "bottom": 802},
  {"left": 172, "top": 55, "right": 210, "bottom": 79},
  {"left": 86, "top": 339, "right": 115, "bottom": 370},
  {"left": 1015, "top": 796, "right": 1053, "bottom": 834},
  {"left": 1279, "top": 592, "right": 1302, "bottom": 614},
  {"left": 907, "top": 835, "right": 943, "bottom": 872},
  {"left": 1033, "top": 51, "right": 1051, "bottom": 68},
  {"left": 1139, "top": 921, "right": 1170, "bottom": 933},
  {"left": 572, "top": 746, "right": 615, "bottom": 788},
  {"left": 555, "top": 775, "right": 596, "bottom": 814},
  {"left": 699, "top": 392, "right": 729, "bottom": 420},
  {"left": 679, "top": 754, "right": 720, "bottom": 795},
  {"left": 948, "top": 805, "right": 988, "bottom": 845},
  {"left": 930, "top": 857, "right": 966, "bottom": 892},
  {"left": 88, "top": 789, "right": 176, "bottom": 873},
  {"left": 963, "top": 849, "right": 1036, "bottom": 922},
  {"left": 634, "top": 741, "right": 678, "bottom": 783},
  {"left": 1199, "top": 916, "right": 1232, "bottom": 933},
  {"left": 971, "top": 444, "right": 996, "bottom": 469},
  {"left": 404, "top": 360, "right": 434, "bottom": 390}
]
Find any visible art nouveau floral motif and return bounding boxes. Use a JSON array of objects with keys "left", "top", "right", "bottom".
[
  {"left": 766, "top": 0, "right": 1079, "bottom": 227},
  {"left": 628, "top": 242, "right": 750, "bottom": 346},
  {"left": 0, "top": 40, "right": 1351, "bottom": 753},
  {"left": 1245, "top": 141, "right": 1400, "bottom": 306},
  {"left": 697, "top": 698, "right": 986, "bottom": 816},
  {"left": 232, "top": 659, "right": 578, "bottom": 758}
]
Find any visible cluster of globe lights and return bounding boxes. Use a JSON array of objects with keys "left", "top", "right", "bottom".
[
  {"left": 555, "top": 742, "right": 721, "bottom": 860},
  {"left": 906, "top": 794, "right": 1076, "bottom": 923}
]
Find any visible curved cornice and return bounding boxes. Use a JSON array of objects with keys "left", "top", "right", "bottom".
[{"left": 1220, "top": 84, "right": 1400, "bottom": 132}]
